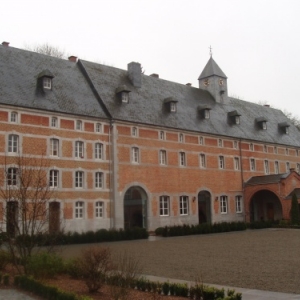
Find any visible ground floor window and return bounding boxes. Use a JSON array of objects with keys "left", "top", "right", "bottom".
[
  {"left": 220, "top": 196, "right": 228, "bottom": 214},
  {"left": 235, "top": 195, "right": 242, "bottom": 213},
  {"left": 95, "top": 201, "right": 104, "bottom": 218},
  {"left": 160, "top": 196, "right": 169, "bottom": 216},
  {"left": 75, "top": 201, "right": 84, "bottom": 218},
  {"left": 179, "top": 196, "right": 189, "bottom": 215}
]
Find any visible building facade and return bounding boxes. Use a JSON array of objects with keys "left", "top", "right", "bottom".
[{"left": 1, "top": 42, "right": 300, "bottom": 233}]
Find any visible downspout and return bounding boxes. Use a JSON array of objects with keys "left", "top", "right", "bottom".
[{"left": 239, "top": 139, "right": 246, "bottom": 222}]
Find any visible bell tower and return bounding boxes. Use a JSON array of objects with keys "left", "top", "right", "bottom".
[{"left": 198, "top": 54, "right": 228, "bottom": 104}]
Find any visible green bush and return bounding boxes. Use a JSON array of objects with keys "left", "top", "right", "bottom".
[
  {"left": 27, "top": 252, "right": 64, "bottom": 279},
  {"left": 290, "top": 193, "right": 300, "bottom": 225},
  {"left": 0, "top": 250, "right": 11, "bottom": 270},
  {"left": 64, "top": 258, "right": 82, "bottom": 279},
  {"left": 3, "top": 274, "right": 9, "bottom": 285}
]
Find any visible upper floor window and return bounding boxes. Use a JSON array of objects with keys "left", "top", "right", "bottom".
[
  {"left": 274, "top": 161, "right": 279, "bottom": 174},
  {"left": 286, "top": 162, "right": 290, "bottom": 172},
  {"left": 95, "top": 172, "right": 104, "bottom": 188},
  {"left": 297, "top": 149, "right": 299, "bottom": 157},
  {"left": 50, "top": 138, "right": 59, "bottom": 156},
  {"left": 159, "top": 196, "right": 169, "bottom": 216},
  {"left": 43, "top": 77, "right": 52, "bottom": 89},
  {"left": 76, "top": 120, "right": 83, "bottom": 131},
  {"left": 235, "top": 196, "right": 242, "bottom": 213},
  {"left": 219, "top": 156, "right": 225, "bottom": 169},
  {"left": 170, "top": 102, "right": 177, "bottom": 112},
  {"left": 10, "top": 112, "right": 18, "bottom": 123},
  {"left": 132, "top": 127, "right": 138, "bottom": 137},
  {"left": 51, "top": 117, "right": 58, "bottom": 128},
  {"left": 250, "top": 143, "right": 254, "bottom": 151},
  {"left": 286, "top": 148, "right": 289, "bottom": 155},
  {"left": 250, "top": 158, "right": 256, "bottom": 171},
  {"left": 218, "top": 139, "right": 223, "bottom": 147},
  {"left": 132, "top": 147, "right": 139, "bottom": 163},
  {"left": 264, "top": 145, "right": 267, "bottom": 153},
  {"left": 234, "top": 157, "right": 240, "bottom": 170},
  {"left": 95, "top": 201, "right": 104, "bottom": 218},
  {"left": 262, "top": 121, "right": 267, "bottom": 130},
  {"left": 159, "top": 131, "right": 165, "bottom": 140},
  {"left": 220, "top": 195, "right": 228, "bottom": 214},
  {"left": 75, "top": 171, "right": 84, "bottom": 188},
  {"left": 7, "top": 167, "right": 18, "bottom": 186},
  {"left": 121, "top": 92, "right": 129, "bottom": 103},
  {"left": 179, "top": 152, "right": 186, "bottom": 166},
  {"left": 75, "top": 141, "right": 84, "bottom": 158},
  {"left": 179, "top": 196, "right": 189, "bottom": 215},
  {"left": 95, "top": 123, "right": 102, "bottom": 133},
  {"left": 274, "top": 146, "right": 278, "bottom": 154},
  {"left": 264, "top": 160, "right": 269, "bottom": 174},
  {"left": 95, "top": 143, "right": 103, "bottom": 159},
  {"left": 297, "top": 163, "right": 300, "bottom": 174},
  {"left": 204, "top": 109, "right": 210, "bottom": 119},
  {"left": 234, "top": 141, "right": 238, "bottom": 149},
  {"left": 199, "top": 136, "right": 204, "bottom": 145},
  {"left": 200, "top": 153, "right": 206, "bottom": 168},
  {"left": 49, "top": 170, "right": 59, "bottom": 188},
  {"left": 159, "top": 150, "right": 167, "bottom": 165},
  {"left": 8, "top": 134, "right": 19, "bottom": 153},
  {"left": 75, "top": 201, "right": 84, "bottom": 218},
  {"left": 179, "top": 134, "right": 184, "bottom": 143}
]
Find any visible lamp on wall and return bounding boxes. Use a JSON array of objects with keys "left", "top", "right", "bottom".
[
  {"left": 215, "top": 196, "right": 218, "bottom": 201},
  {"left": 192, "top": 197, "right": 196, "bottom": 202}
]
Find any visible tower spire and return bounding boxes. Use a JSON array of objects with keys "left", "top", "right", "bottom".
[{"left": 209, "top": 45, "right": 213, "bottom": 57}]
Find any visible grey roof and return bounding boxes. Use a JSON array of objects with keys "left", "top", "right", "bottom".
[
  {"left": 198, "top": 56, "right": 227, "bottom": 80},
  {"left": 0, "top": 45, "right": 108, "bottom": 119},
  {"left": 245, "top": 173, "right": 288, "bottom": 186}
]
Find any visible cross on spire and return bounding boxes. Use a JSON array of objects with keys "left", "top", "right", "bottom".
[{"left": 209, "top": 45, "right": 213, "bottom": 57}]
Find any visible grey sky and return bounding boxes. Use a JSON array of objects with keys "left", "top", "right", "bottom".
[{"left": 2, "top": 0, "right": 300, "bottom": 117}]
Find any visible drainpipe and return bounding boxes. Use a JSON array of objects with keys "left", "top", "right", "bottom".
[{"left": 239, "top": 139, "right": 246, "bottom": 222}]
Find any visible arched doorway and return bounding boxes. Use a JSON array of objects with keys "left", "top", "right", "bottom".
[
  {"left": 198, "top": 191, "right": 211, "bottom": 224},
  {"left": 124, "top": 186, "right": 147, "bottom": 229},
  {"left": 250, "top": 190, "right": 282, "bottom": 222}
]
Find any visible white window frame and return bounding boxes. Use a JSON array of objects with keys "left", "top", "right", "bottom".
[
  {"left": 159, "top": 150, "right": 167, "bottom": 165},
  {"left": 50, "top": 138, "right": 59, "bottom": 156},
  {"left": 76, "top": 120, "right": 83, "bottom": 131},
  {"left": 170, "top": 102, "right": 176, "bottom": 112},
  {"left": 179, "top": 133, "right": 184, "bottom": 142},
  {"left": 132, "top": 127, "right": 138, "bottom": 137},
  {"left": 204, "top": 109, "right": 210, "bottom": 119},
  {"left": 250, "top": 158, "right": 256, "bottom": 171},
  {"left": 75, "top": 171, "right": 84, "bottom": 188},
  {"left": 235, "top": 196, "right": 242, "bottom": 213},
  {"left": 250, "top": 143, "right": 254, "bottom": 151},
  {"left": 179, "top": 152, "right": 186, "bottom": 166},
  {"left": 200, "top": 153, "right": 206, "bottom": 168},
  {"left": 235, "top": 115, "right": 240, "bottom": 124},
  {"left": 75, "top": 201, "right": 84, "bottom": 219},
  {"left": 286, "top": 162, "right": 290, "bottom": 172},
  {"left": 219, "top": 156, "right": 225, "bottom": 169},
  {"left": 159, "top": 196, "right": 169, "bottom": 216},
  {"left": 159, "top": 131, "right": 165, "bottom": 140},
  {"left": 51, "top": 117, "right": 58, "bottom": 128},
  {"left": 179, "top": 196, "right": 189, "bottom": 215},
  {"left": 95, "top": 201, "right": 104, "bottom": 218},
  {"left": 262, "top": 121, "right": 267, "bottom": 130},
  {"left": 286, "top": 148, "right": 289, "bottom": 155},
  {"left": 95, "top": 143, "right": 103, "bottom": 159},
  {"left": 43, "top": 77, "right": 52, "bottom": 89},
  {"left": 8, "top": 134, "right": 19, "bottom": 153},
  {"left": 7, "top": 167, "right": 18, "bottom": 186},
  {"left": 264, "top": 145, "right": 267, "bottom": 153},
  {"left": 274, "top": 161, "right": 279, "bottom": 174},
  {"left": 75, "top": 141, "right": 84, "bottom": 158},
  {"left": 199, "top": 136, "right": 204, "bottom": 145},
  {"left": 274, "top": 146, "right": 278, "bottom": 154},
  {"left": 95, "top": 172, "right": 103, "bottom": 188},
  {"left": 218, "top": 139, "right": 223, "bottom": 147},
  {"left": 234, "top": 157, "right": 240, "bottom": 170},
  {"left": 220, "top": 195, "right": 228, "bottom": 214},
  {"left": 234, "top": 141, "right": 238, "bottom": 149},
  {"left": 10, "top": 112, "right": 18, "bottom": 123},
  {"left": 132, "top": 147, "right": 139, "bottom": 163},
  {"left": 121, "top": 92, "right": 129, "bottom": 103},
  {"left": 49, "top": 169, "right": 59, "bottom": 188},
  {"left": 264, "top": 160, "right": 269, "bottom": 174},
  {"left": 95, "top": 123, "right": 102, "bottom": 133}
]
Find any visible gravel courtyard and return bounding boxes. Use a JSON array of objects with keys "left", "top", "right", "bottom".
[{"left": 59, "top": 229, "right": 300, "bottom": 294}]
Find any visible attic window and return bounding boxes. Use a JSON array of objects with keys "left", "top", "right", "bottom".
[
  {"left": 37, "top": 69, "right": 54, "bottom": 91},
  {"left": 228, "top": 110, "right": 241, "bottom": 125},
  {"left": 164, "top": 97, "right": 178, "bottom": 113},
  {"left": 278, "top": 122, "right": 290, "bottom": 134},
  {"left": 198, "top": 106, "right": 211, "bottom": 119},
  {"left": 116, "top": 85, "right": 131, "bottom": 104},
  {"left": 255, "top": 117, "right": 268, "bottom": 130}
]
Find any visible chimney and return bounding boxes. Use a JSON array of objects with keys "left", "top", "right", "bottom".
[
  {"left": 128, "top": 62, "right": 142, "bottom": 88},
  {"left": 68, "top": 56, "right": 77, "bottom": 63},
  {"left": 2, "top": 41, "right": 9, "bottom": 47},
  {"left": 150, "top": 73, "right": 159, "bottom": 78},
  {"left": 264, "top": 104, "right": 270, "bottom": 107},
  {"left": 186, "top": 83, "right": 192, "bottom": 86}
]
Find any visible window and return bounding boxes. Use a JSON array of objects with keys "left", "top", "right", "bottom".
[
  {"left": 234, "top": 157, "right": 240, "bottom": 170},
  {"left": 179, "top": 196, "right": 189, "bottom": 215},
  {"left": 199, "top": 136, "right": 204, "bottom": 145},
  {"left": 43, "top": 77, "right": 52, "bottom": 89},
  {"left": 76, "top": 120, "right": 82, "bottom": 131},
  {"left": 95, "top": 201, "right": 104, "bottom": 218},
  {"left": 132, "top": 147, "right": 139, "bottom": 163},
  {"left": 204, "top": 109, "right": 210, "bottom": 119},
  {"left": 7, "top": 168, "right": 18, "bottom": 186},
  {"left": 286, "top": 148, "right": 289, "bottom": 155},
  {"left": 10, "top": 112, "right": 18, "bottom": 123},
  {"left": 95, "top": 143, "right": 103, "bottom": 159},
  {"left": 218, "top": 139, "right": 223, "bottom": 147},
  {"left": 51, "top": 117, "right": 58, "bottom": 128},
  {"left": 264, "top": 145, "right": 267, "bottom": 153},
  {"left": 170, "top": 102, "right": 177, "bottom": 112},
  {"left": 286, "top": 162, "right": 290, "bottom": 172},
  {"left": 95, "top": 172, "right": 103, "bottom": 188},
  {"left": 262, "top": 121, "right": 267, "bottom": 130},
  {"left": 219, "top": 156, "right": 225, "bottom": 169},
  {"left": 220, "top": 196, "right": 228, "bottom": 214},
  {"left": 8, "top": 134, "right": 19, "bottom": 153},
  {"left": 75, "top": 141, "right": 84, "bottom": 158},
  {"left": 49, "top": 170, "right": 59, "bottom": 188},
  {"left": 200, "top": 153, "right": 206, "bottom": 168},
  {"left": 50, "top": 138, "right": 59, "bottom": 156},
  {"left": 121, "top": 92, "right": 129, "bottom": 103},
  {"left": 274, "top": 146, "right": 278, "bottom": 154},
  {"left": 235, "top": 115, "right": 240, "bottom": 124},
  {"left": 159, "top": 131, "right": 165, "bottom": 140},
  {"left": 159, "top": 150, "right": 167, "bottom": 165},
  {"left": 250, "top": 158, "right": 256, "bottom": 171},
  {"left": 234, "top": 141, "right": 238, "bottom": 149},
  {"left": 274, "top": 161, "right": 279, "bottom": 174},
  {"left": 297, "top": 163, "right": 300, "bottom": 174},
  {"left": 159, "top": 196, "right": 169, "bottom": 216},
  {"left": 179, "top": 152, "right": 186, "bottom": 166},
  {"left": 75, "top": 201, "right": 84, "bottom": 218},
  {"left": 179, "top": 134, "right": 184, "bottom": 143},
  {"left": 75, "top": 171, "right": 84, "bottom": 188},
  {"left": 235, "top": 196, "right": 242, "bottom": 213},
  {"left": 132, "top": 127, "right": 138, "bottom": 137},
  {"left": 250, "top": 143, "right": 254, "bottom": 151},
  {"left": 264, "top": 160, "right": 269, "bottom": 174},
  {"left": 95, "top": 123, "right": 102, "bottom": 133}
]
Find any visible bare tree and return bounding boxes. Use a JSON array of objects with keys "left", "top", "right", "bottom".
[
  {"left": 0, "top": 155, "right": 58, "bottom": 274},
  {"left": 283, "top": 110, "right": 300, "bottom": 131},
  {"left": 25, "top": 43, "right": 66, "bottom": 59}
]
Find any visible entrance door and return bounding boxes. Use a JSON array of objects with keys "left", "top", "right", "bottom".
[
  {"left": 267, "top": 203, "right": 274, "bottom": 221},
  {"left": 6, "top": 201, "right": 18, "bottom": 237},
  {"left": 49, "top": 202, "right": 60, "bottom": 233},
  {"left": 198, "top": 191, "right": 211, "bottom": 224}
]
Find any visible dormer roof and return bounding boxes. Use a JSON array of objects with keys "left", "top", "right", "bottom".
[{"left": 198, "top": 57, "right": 227, "bottom": 80}]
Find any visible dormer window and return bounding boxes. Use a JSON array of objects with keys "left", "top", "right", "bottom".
[
  {"left": 255, "top": 117, "right": 268, "bottom": 130},
  {"left": 164, "top": 97, "right": 178, "bottom": 113},
  {"left": 43, "top": 77, "right": 52, "bottom": 89},
  {"left": 228, "top": 110, "right": 241, "bottom": 125},
  {"left": 116, "top": 85, "right": 131, "bottom": 104},
  {"left": 198, "top": 106, "right": 211, "bottom": 119},
  {"left": 37, "top": 69, "right": 54, "bottom": 91},
  {"left": 278, "top": 122, "right": 290, "bottom": 135}
]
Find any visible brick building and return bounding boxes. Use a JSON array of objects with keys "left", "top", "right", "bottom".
[{"left": 1, "top": 42, "right": 300, "bottom": 233}]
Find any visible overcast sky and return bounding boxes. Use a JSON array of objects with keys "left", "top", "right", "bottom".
[{"left": 2, "top": 0, "right": 300, "bottom": 118}]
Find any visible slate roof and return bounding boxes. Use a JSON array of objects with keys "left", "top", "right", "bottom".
[
  {"left": 198, "top": 56, "right": 227, "bottom": 79},
  {"left": 0, "top": 45, "right": 108, "bottom": 119},
  {"left": 245, "top": 173, "right": 289, "bottom": 186}
]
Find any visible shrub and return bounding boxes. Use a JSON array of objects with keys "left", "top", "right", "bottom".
[
  {"left": 0, "top": 250, "right": 10, "bottom": 270},
  {"left": 3, "top": 274, "right": 9, "bottom": 285},
  {"left": 64, "top": 258, "right": 82, "bottom": 279},
  {"left": 27, "top": 252, "right": 64, "bottom": 279},
  {"left": 290, "top": 193, "right": 300, "bottom": 225}
]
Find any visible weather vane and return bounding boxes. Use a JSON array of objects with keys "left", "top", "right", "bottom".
[{"left": 209, "top": 45, "right": 213, "bottom": 57}]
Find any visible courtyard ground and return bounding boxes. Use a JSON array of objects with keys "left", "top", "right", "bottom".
[{"left": 57, "top": 228, "right": 300, "bottom": 294}]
